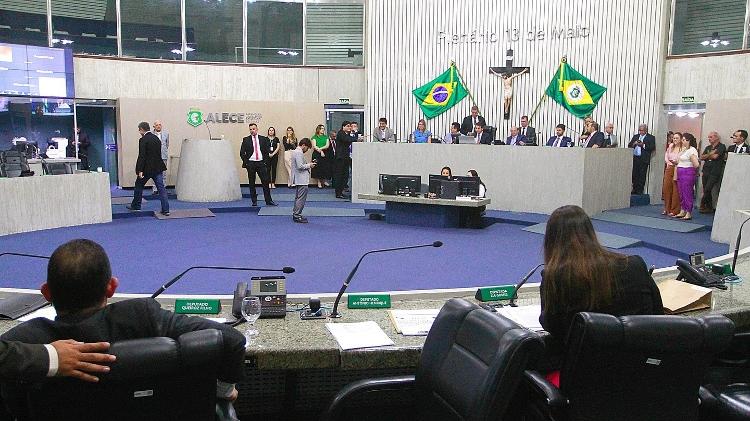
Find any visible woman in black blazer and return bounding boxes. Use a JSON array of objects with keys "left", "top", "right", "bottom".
[{"left": 539, "top": 205, "right": 664, "bottom": 346}]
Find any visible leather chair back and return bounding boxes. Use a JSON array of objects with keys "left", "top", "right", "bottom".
[
  {"left": 561, "top": 312, "right": 734, "bottom": 421},
  {"left": 416, "top": 298, "right": 544, "bottom": 420},
  {"left": 21, "top": 329, "right": 224, "bottom": 421}
]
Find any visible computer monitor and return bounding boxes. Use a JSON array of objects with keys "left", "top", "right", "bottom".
[
  {"left": 428, "top": 174, "right": 450, "bottom": 194},
  {"left": 396, "top": 175, "right": 421, "bottom": 196},
  {"left": 439, "top": 180, "right": 460, "bottom": 200},
  {"left": 379, "top": 174, "right": 399, "bottom": 195},
  {"left": 453, "top": 176, "right": 480, "bottom": 196}
]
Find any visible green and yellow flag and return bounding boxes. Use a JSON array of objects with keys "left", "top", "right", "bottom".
[
  {"left": 412, "top": 64, "right": 468, "bottom": 119},
  {"left": 545, "top": 58, "right": 606, "bottom": 118}
]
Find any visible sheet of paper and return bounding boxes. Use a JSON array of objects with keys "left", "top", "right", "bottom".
[
  {"left": 496, "top": 304, "right": 543, "bottom": 331},
  {"left": 388, "top": 309, "right": 440, "bottom": 336},
  {"left": 326, "top": 321, "right": 395, "bottom": 350},
  {"left": 18, "top": 305, "right": 57, "bottom": 322}
]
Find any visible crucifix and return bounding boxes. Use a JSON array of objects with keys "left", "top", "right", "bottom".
[{"left": 489, "top": 49, "right": 530, "bottom": 120}]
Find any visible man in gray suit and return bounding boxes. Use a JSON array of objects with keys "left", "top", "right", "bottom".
[
  {"left": 151, "top": 120, "right": 170, "bottom": 195},
  {"left": 603, "top": 122, "right": 618, "bottom": 148},
  {"left": 372, "top": 117, "right": 394, "bottom": 142},
  {"left": 291, "top": 138, "right": 317, "bottom": 223}
]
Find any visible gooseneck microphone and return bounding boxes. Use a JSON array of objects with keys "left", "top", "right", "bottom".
[
  {"left": 152, "top": 265, "right": 295, "bottom": 298},
  {"left": 509, "top": 263, "right": 544, "bottom": 307},
  {"left": 329, "top": 241, "right": 443, "bottom": 318},
  {"left": 0, "top": 252, "right": 50, "bottom": 260},
  {"left": 732, "top": 216, "right": 750, "bottom": 275}
]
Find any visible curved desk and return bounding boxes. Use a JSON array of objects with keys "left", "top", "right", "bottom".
[{"left": 176, "top": 139, "right": 242, "bottom": 202}]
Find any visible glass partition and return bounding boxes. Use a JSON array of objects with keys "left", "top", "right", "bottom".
[
  {"left": 121, "top": 0, "right": 182, "bottom": 60},
  {"left": 185, "top": 0, "right": 243, "bottom": 62},
  {"left": 51, "top": 0, "right": 117, "bottom": 55},
  {"left": 246, "top": 0, "right": 304, "bottom": 65},
  {"left": 305, "top": 0, "right": 364, "bottom": 66},
  {"left": 671, "top": 0, "right": 746, "bottom": 55},
  {"left": 0, "top": 0, "right": 49, "bottom": 47}
]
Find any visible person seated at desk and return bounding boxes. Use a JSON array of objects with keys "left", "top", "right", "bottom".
[
  {"left": 461, "top": 169, "right": 487, "bottom": 228},
  {"left": 372, "top": 117, "right": 394, "bottom": 142},
  {"left": 410, "top": 119, "right": 431, "bottom": 143},
  {"left": 546, "top": 124, "right": 573, "bottom": 147},
  {"left": 505, "top": 126, "right": 527, "bottom": 146},
  {"left": 443, "top": 122, "right": 461, "bottom": 144},
  {"left": 0, "top": 239, "right": 246, "bottom": 417},
  {"left": 474, "top": 122, "right": 493, "bottom": 145},
  {"left": 441, "top": 166, "right": 452, "bottom": 179},
  {"left": 583, "top": 122, "right": 605, "bottom": 148},
  {"left": 538, "top": 205, "right": 663, "bottom": 385}
]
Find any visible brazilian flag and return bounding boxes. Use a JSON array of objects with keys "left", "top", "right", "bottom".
[
  {"left": 545, "top": 58, "right": 606, "bottom": 118},
  {"left": 412, "top": 64, "right": 468, "bottom": 119}
]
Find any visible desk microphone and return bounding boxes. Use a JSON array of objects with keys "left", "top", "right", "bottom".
[
  {"left": 732, "top": 216, "right": 750, "bottom": 275},
  {"left": 204, "top": 120, "right": 221, "bottom": 140},
  {"left": 508, "top": 263, "right": 544, "bottom": 307},
  {"left": 329, "top": 241, "right": 443, "bottom": 318},
  {"left": 152, "top": 265, "right": 295, "bottom": 298}
]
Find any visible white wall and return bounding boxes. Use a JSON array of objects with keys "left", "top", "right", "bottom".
[{"left": 663, "top": 54, "right": 750, "bottom": 103}]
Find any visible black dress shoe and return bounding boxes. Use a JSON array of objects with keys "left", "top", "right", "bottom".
[
  {"left": 335, "top": 194, "right": 345, "bottom": 199},
  {"left": 251, "top": 202, "right": 258, "bottom": 207},
  {"left": 125, "top": 205, "right": 141, "bottom": 211},
  {"left": 160, "top": 211, "right": 170, "bottom": 216},
  {"left": 266, "top": 201, "right": 278, "bottom": 206},
  {"left": 293, "top": 217, "right": 308, "bottom": 223}
]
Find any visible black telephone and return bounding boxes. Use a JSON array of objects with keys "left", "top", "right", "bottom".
[
  {"left": 231, "top": 277, "right": 287, "bottom": 320},
  {"left": 232, "top": 282, "right": 249, "bottom": 320},
  {"left": 676, "top": 257, "right": 728, "bottom": 290}
]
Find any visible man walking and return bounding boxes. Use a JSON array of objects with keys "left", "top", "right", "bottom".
[
  {"left": 127, "top": 122, "right": 169, "bottom": 216},
  {"left": 151, "top": 120, "right": 169, "bottom": 196},
  {"left": 291, "top": 138, "right": 316, "bottom": 223},
  {"left": 332, "top": 121, "right": 353, "bottom": 199},
  {"left": 240, "top": 123, "right": 277, "bottom": 207}
]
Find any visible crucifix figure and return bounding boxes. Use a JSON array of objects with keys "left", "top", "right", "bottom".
[{"left": 490, "top": 49, "right": 530, "bottom": 120}]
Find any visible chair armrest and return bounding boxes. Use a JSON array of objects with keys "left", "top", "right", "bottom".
[
  {"left": 322, "top": 375, "right": 416, "bottom": 421},
  {"left": 713, "top": 332, "right": 750, "bottom": 367},
  {"left": 524, "top": 370, "right": 568, "bottom": 409}
]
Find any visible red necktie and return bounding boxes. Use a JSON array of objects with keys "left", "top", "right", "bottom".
[{"left": 253, "top": 136, "right": 259, "bottom": 160}]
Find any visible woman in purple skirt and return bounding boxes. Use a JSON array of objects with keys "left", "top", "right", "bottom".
[{"left": 673, "top": 133, "right": 700, "bottom": 220}]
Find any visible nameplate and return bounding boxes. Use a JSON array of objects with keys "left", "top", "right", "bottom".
[
  {"left": 475, "top": 285, "right": 516, "bottom": 302},
  {"left": 347, "top": 294, "right": 392, "bottom": 309},
  {"left": 174, "top": 299, "right": 221, "bottom": 314}
]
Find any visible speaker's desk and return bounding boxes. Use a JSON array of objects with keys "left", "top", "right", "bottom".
[{"left": 358, "top": 193, "right": 490, "bottom": 228}]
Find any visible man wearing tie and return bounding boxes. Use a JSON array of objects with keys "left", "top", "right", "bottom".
[
  {"left": 728, "top": 129, "right": 749, "bottom": 154},
  {"left": 628, "top": 124, "right": 656, "bottom": 194},
  {"left": 505, "top": 126, "right": 527, "bottom": 146},
  {"left": 240, "top": 123, "right": 277, "bottom": 207},
  {"left": 461, "top": 106, "right": 486, "bottom": 135},
  {"left": 519, "top": 115, "right": 537, "bottom": 145},
  {"left": 474, "top": 122, "right": 493, "bottom": 145},
  {"left": 584, "top": 122, "right": 605, "bottom": 148},
  {"left": 372, "top": 117, "right": 394, "bottom": 142},
  {"left": 546, "top": 124, "right": 573, "bottom": 147},
  {"left": 603, "top": 122, "right": 618, "bottom": 148}
]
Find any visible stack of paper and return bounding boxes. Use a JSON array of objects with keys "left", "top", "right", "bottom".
[
  {"left": 326, "top": 321, "right": 395, "bottom": 350},
  {"left": 388, "top": 309, "right": 441, "bottom": 336},
  {"left": 496, "top": 304, "right": 543, "bottom": 331}
]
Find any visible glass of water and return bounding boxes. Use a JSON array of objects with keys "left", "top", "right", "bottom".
[{"left": 240, "top": 296, "right": 262, "bottom": 344}]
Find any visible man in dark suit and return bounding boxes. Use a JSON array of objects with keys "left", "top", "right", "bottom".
[
  {"left": 240, "top": 123, "right": 277, "bottom": 207},
  {"left": 628, "top": 124, "right": 656, "bottom": 194},
  {"left": 728, "top": 129, "right": 749, "bottom": 154},
  {"left": 127, "top": 122, "right": 169, "bottom": 215},
  {"left": 0, "top": 339, "right": 113, "bottom": 382},
  {"left": 546, "top": 124, "right": 573, "bottom": 147},
  {"left": 0, "top": 239, "right": 246, "bottom": 417},
  {"left": 585, "top": 122, "right": 605, "bottom": 148},
  {"left": 332, "top": 121, "right": 353, "bottom": 198},
  {"left": 461, "top": 106, "right": 486, "bottom": 135},
  {"left": 519, "top": 115, "right": 537, "bottom": 145},
  {"left": 505, "top": 126, "right": 528, "bottom": 146},
  {"left": 474, "top": 122, "right": 493, "bottom": 145}
]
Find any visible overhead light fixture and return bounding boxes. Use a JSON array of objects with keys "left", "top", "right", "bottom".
[
  {"left": 170, "top": 49, "right": 182, "bottom": 54},
  {"left": 675, "top": 112, "right": 687, "bottom": 117},
  {"left": 687, "top": 112, "right": 700, "bottom": 118},
  {"left": 700, "top": 32, "right": 730, "bottom": 48}
]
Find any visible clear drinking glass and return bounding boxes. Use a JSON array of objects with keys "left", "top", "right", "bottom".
[{"left": 240, "top": 296, "right": 262, "bottom": 344}]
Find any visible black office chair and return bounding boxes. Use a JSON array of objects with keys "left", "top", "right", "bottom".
[
  {"left": 523, "top": 312, "right": 734, "bottom": 421},
  {"left": 700, "top": 332, "right": 750, "bottom": 421},
  {"left": 0, "top": 151, "right": 32, "bottom": 177},
  {"left": 43, "top": 162, "right": 73, "bottom": 175},
  {"left": 15, "top": 329, "right": 226, "bottom": 421},
  {"left": 322, "top": 298, "right": 544, "bottom": 421}
]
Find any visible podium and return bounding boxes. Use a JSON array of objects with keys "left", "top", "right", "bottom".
[{"left": 176, "top": 138, "right": 242, "bottom": 202}]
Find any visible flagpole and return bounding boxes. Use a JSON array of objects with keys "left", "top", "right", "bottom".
[
  {"left": 529, "top": 56, "right": 566, "bottom": 124},
  {"left": 451, "top": 61, "right": 479, "bottom": 114}
]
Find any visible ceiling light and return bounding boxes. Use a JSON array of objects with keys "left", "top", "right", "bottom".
[
  {"left": 675, "top": 112, "right": 687, "bottom": 117},
  {"left": 687, "top": 112, "right": 700, "bottom": 118},
  {"left": 171, "top": 49, "right": 182, "bottom": 54},
  {"left": 701, "top": 32, "right": 730, "bottom": 48}
]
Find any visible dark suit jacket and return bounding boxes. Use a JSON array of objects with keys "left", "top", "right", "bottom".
[
  {"left": 240, "top": 134, "right": 271, "bottom": 167},
  {"left": 505, "top": 134, "right": 528, "bottom": 146},
  {"left": 334, "top": 130, "right": 353, "bottom": 159},
  {"left": 475, "top": 131, "right": 493, "bottom": 145},
  {"left": 0, "top": 341, "right": 48, "bottom": 381},
  {"left": 586, "top": 131, "right": 605, "bottom": 148},
  {"left": 539, "top": 255, "right": 664, "bottom": 344},
  {"left": 135, "top": 132, "right": 167, "bottom": 177},
  {"left": 460, "top": 115, "right": 486, "bottom": 135},
  {"left": 546, "top": 136, "right": 573, "bottom": 147},
  {"left": 628, "top": 133, "right": 656, "bottom": 159},
  {"left": 520, "top": 126, "right": 536, "bottom": 144},
  {"left": 728, "top": 143, "right": 750, "bottom": 154}
]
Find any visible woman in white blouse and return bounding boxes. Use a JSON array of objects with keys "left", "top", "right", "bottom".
[{"left": 672, "top": 133, "right": 700, "bottom": 220}]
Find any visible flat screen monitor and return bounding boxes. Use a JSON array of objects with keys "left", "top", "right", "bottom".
[
  {"left": 428, "top": 174, "right": 450, "bottom": 194},
  {"left": 453, "top": 176, "right": 480, "bottom": 196},
  {"left": 379, "top": 174, "right": 401, "bottom": 195},
  {"left": 0, "top": 43, "right": 74, "bottom": 97},
  {"left": 396, "top": 175, "right": 421, "bottom": 196}
]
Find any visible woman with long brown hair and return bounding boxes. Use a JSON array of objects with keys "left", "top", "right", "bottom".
[
  {"left": 540, "top": 205, "right": 663, "bottom": 343},
  {"left": 662, "top": 132, "right": 682, "bottom": 216},
  {"left": 282, "top": 126, "right": 298, "bottom": 188}
]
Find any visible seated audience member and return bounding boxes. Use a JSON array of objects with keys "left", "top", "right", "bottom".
[
  {"left": 440, "top": 166, "right": 452, "bottom": 179},
  {"left": 411, "top": 119, "right": 431, "bottom": 143},
  {"left": 461, "top": 169, "right": 487, "bottom": 228},
  {"left": 578, "top": 116, "right": 594, "bottom": 146},
  {"left": 505, "top": 126, "right": 527, "bottom": 146},
  {"left": 519, "top": 115, "right": 537, "bottom": 145},
  {"left": 603, "top": 122, "right": 618, "bottom": 147},
  {"left": 0, "top": 340, "right": 114, "bottom": 383},
  {"left": 372, "top": 117, "right": 394, "bottom": 142},
  {"left": 0, "top": 239, "right": 246, "bottom": 417},
  {"left": 474, "top": 122, "right": 493, "bottom": 145},
  {"left": 728, "top": 129, "right": 749, "bottom": 154},
  {"left": 467, "top": 169, "right": 486, "bottom": 198},
  {"left": 443, "top": 122, "right": 461, "bottom": 144},
  {"left": 584, "top": 122, "right": 604, "bottom": 148},
  {"left": 460, "top": 105, "right": 486, "bottom": 135},
  {"left": 699, "top": 131, "right": 727, "bottom": 214},
  {"left": 539, "top": 205, "right": 664, "bottom": 383},
  {"left": 546, "top": 124, "right": 573, "bottom": 147}
]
